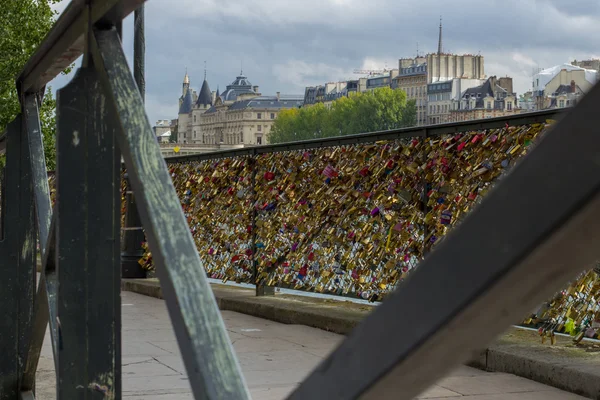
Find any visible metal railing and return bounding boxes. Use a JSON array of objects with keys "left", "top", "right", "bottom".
[{"left": 1, "top": 1, "right": 600, "bottom": 399}]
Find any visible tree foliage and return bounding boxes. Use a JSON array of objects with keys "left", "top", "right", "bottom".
[
  {"left": 0, "top": 0, "right": 68, "bottom": 169},
  {"left": 268, "top": 87, "right": 417, "bottom": 144}
]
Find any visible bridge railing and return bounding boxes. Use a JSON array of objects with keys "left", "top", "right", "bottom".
[
  {"left": 0, "top": 0, "right": 248, "bottom": 398},
  {"left": 154, "top": 111, "right": 565, "bottom": 300},
  {"left": 2, "top": 0, "right": 600, "bottom": 399}
]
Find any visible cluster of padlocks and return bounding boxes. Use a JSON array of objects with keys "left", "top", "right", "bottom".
[
  {"left": 144, "top": 122, "right": 549, "bottom": 302},
  {"left": 44, "top": 120, "right": 600, "bottom": 341}
]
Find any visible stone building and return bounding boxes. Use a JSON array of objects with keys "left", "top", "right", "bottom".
[
  {"left": 531, "top": 64, "right": 597, "bottom": 110},
  {"left": 153, "top": 119, "right": 177, "bottom": 143},
  {"left": 427, "top": 78, "right": 485, "bottom": 124},
  {"left": 449, "top": 76, "right": 521, "bottom": 122},
  {"left": 176, "top": 71, "right": 303, "bottom": 145},
  {"left": 392, "top": 58, "right": 427, "bottom": 125},
  {"left": 304, "top": 81, "right": 348, "bottom": 108}
]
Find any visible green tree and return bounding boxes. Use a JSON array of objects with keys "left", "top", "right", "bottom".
[
  {"left": 268, "top": 108, "right": 300, "bottom": 143},
  {"left": 0, "top": 0, "right": 70, "bottom": 170},
  {"left": 268, "top": 87, "right": 416, "bottom": 144},
  {"left": 401, "top": 99, "right": 417, "bottom": 128}
]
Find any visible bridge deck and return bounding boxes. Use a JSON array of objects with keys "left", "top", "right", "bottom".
[{"left": 32, "top": 291, "right": 586, "bottom": 400}]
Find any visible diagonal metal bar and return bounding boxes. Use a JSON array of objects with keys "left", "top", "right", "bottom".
[
  {"left": 288, "top": 82, "right": 600, "bottom": 400},
  {"left": 21, "top": 214, "right": 58, "bottom": 393},
  {"left": 17, "top": 0, "right": 146, "bottom": 94},
  {"left": 90, "top": 26, "right": 251, "bottom": 399},
  {"left": 20, "top": 94, "right": 59, "bottom": 392},
  {"left": 23, "top": 94, "right": 52, "bottom": 252}
]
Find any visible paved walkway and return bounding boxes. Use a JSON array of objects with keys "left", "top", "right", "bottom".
[{"left": 34, "top": 291, "right": 587, "bottom": 399}]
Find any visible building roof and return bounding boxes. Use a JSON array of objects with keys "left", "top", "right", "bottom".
[
  {"left": 205, "top": 95, "right": 303, "bottom": 114},
  {"left": 462, "top": 79, "right": 494, "bottom": 108},
  {"left": 220, "top": 74, "right": 256, "bottom": 102},
  {"left": 533, "top": 63, "right": 598, "bottom": 90},
  {"left": 196, "top": 79, "right": 213, "bottom": 106},
  {"left": 552, "top": 83, "right": 583, "bottom": 96},
  {"left": 228, "top": 95, "right": 304, "bottom": 111},
  {"left": 178, "top": 89, "right": 193, "bottom": 114},
  {"left": 159, "top": 130, "right": 171, "bottom": 137}
]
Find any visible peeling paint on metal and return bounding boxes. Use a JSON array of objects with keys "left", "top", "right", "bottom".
[{"left": 72, "top": 130, "right": 80, "bottom": 147}]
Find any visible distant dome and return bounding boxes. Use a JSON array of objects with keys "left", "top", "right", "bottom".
[{"left": 220, "top": 74, "right": 256, "bottom": 102}]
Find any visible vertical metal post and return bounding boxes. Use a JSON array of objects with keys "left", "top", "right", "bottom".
[
  {"left": 133, "top": 6, "right": 145, "bottom": 100},
  {"left": 56, "top": 64, "right": 122, "bottom": 399},
  {"left": 0, "top": 115, "right": 36, "bottom": 399},
  {"left": 0, "top": 166, "right": 4, "bottom": 241},
  {"left": 121, "top": 4, "right": 147, "bottom": 278},
  {"left": 252, "top": 153, "right": 274, "bottom": 296}
]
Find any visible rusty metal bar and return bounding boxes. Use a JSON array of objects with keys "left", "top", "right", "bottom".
[
  {"left": 90, "top": 26, "right": 250, "bottom": 399},
  {"left": 288, "top": 83, "right": 600, "bottom": 399}
]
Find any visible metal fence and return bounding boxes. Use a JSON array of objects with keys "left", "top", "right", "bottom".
[
  {"left": 147, "top": 112, "right": 563, "bottom": 301},
  {"left": 2, "top": 0, "right": 600, "bottom": 399}
]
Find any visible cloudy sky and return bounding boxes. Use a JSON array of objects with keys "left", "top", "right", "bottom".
[{"left": 49, "top": 0, "right": 600, "bottom": 125}]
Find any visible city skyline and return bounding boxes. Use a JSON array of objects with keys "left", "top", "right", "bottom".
[{"left": 48, "top": 0, "right": 600, "bottom": 125}]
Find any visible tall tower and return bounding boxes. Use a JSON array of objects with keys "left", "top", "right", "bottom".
[
  {"left": 437, "top": 16, "right": 442, "bottom": 81},
  {"left": 437, "top": 17, "right": 443, "bottom": 55}
]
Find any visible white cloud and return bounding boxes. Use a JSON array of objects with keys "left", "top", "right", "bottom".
[
  {"left": 40, "top": 0, "right": 600, "bottom": 125},
  {"left": 512, "top": 53, "right": 537, "bottom": 68}
]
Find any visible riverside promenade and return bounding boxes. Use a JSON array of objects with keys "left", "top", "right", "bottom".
[{"left": 33, "top": 290, "right": 587, "bottom": 399}]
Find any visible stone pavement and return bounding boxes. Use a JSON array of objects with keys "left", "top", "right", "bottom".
[{"left": 34, "top": 291, "right": 588, "bottom": 399}]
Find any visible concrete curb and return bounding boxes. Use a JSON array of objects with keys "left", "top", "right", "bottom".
[{"left": 122, "top": 279, "right": 600, "bottom": 399}]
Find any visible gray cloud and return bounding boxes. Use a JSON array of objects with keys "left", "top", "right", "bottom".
[{"left": 48, "top": 0, "right": 600, "bottom": 125}]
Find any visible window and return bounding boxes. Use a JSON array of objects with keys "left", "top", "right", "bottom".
[
  {"left": 193, "top": 130, "right": 196, "bottom": 138},
  {"left": 194, "top": 115, "right": 196, "bottom": 122},
  {"left": 559, "top": 100, "right": 565, "bottom": 108},
  {"left": 240, "top": 133, "right": 243, "bottom": 143},
  {"left": 507, "top": 102, "right": 513, "bottom": 111},
  {"left": 487, "top": 102, "right": 491, "bottom": 110},
  {"left": 257, "top": 125, "right": 262, "bottom": 132},
  {"left": 257, "top": 136, "right": 262, "bottom": 145},
  {"left": 257, "top": 113, "right": 262, "bottom": 119},
  {"left": 271, "top": 113, "right": 275, "bottom": 119}
]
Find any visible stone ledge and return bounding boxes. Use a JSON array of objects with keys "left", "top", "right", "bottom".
[{"left": 122, "top": 279, "right": 600, "bottom": 399}]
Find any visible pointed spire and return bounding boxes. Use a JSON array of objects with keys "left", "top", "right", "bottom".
[
  {"left": 183, "top": 67, "right": 190, "bottom": 84},
  {"left": 204, "top": 61, "right": 207, "bottom": 80},
  {"left": 240, "top": 60, "right": 243, "bottom": 75},
  {"left": 216, "top": 85, "right": 220, "bottom": 98},
  {"left": 437, "top": 16, "right": 443, "bottom": 55}
]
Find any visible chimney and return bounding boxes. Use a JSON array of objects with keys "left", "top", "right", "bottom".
[
  {"left": 276, "top": 92, "right": 281, "bottom": 101},
  {"left": 570, "top": 80, "right": 576, "bottom": 93},
  {"left": 253, "top": 85, "right": 259, "bottom": 93}
]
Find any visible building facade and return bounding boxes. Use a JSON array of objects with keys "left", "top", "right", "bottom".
[
  {"left": 153, "top": 119, "right": 177, "bottom": 143},
  {"left": 427, "top": 78, "right": 485, "bottom": 124},
  {"left": 572, "top": 59, "right": 600, "bottom": 81},
  {"left": 393, "top": 58, "right": 428, "bottom": 125},
  {"left": 200, "top": 93, "right": 303, "bottom": 145},
  {"left": 531, "top": 64, "right": 597, "bottom": 110},
  {"left": 426, "top": 53, "right": 485, "bottom": 84},
  {"left": 449, "top": 76, "right": 521, "bottom": 122},
  {"left": 176, "top": 71, "right": 303, "bottom": 145},
  {"left": 304, "top": 81, "right": 348, "bottom": 107}
]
